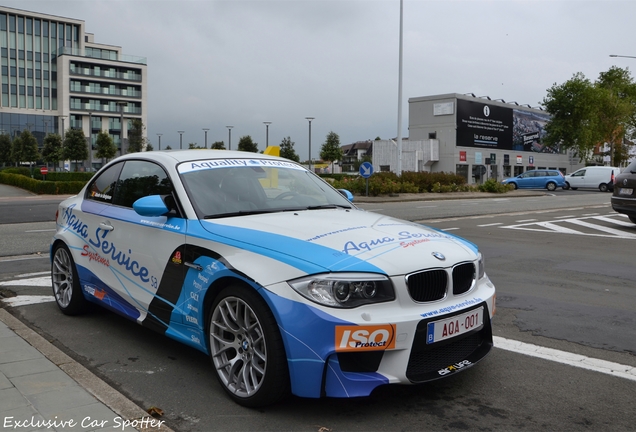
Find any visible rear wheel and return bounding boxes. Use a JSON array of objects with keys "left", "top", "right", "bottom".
[
  {"left": 599, "top": 183, "right": 608, "bottom": 192},
  {"left": 546, "top": 182, "right": 557, "bottom": 191},
  {"left": 51, "top": 243, "right": 88, "bottom": 315},
  {"left": 208, "top": 285, "right": 290, "bottom": 407}
]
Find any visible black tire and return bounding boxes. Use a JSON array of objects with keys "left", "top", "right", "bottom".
[
  {"left": 563, "top": 182, "right": 570, "bottom": 190},
  {"left": 629, "top": 216, "right": 636, "bottom": 225},
  {"left": 51, "top": 243, "right": 88, "bottom": 315},
  {"left": 599, "top": 183, "right": 608, "bottom": 192},
  {"left": 511, "top": 183, "right": 518, "bottom": 190},
  {"left": 208, "top": 285, "right": 290, "bottom": 407},
  {"left": 546, "top": 182, "right": 557, "bottom": 191}
]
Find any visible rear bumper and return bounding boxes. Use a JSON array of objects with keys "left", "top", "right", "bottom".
[{"left": 611, "top": 196, "right": 636, "bottom": 216}]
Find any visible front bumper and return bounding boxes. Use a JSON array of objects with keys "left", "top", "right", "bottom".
[{"left": 261, "top": 279, "right": 495, "bottom": 399}]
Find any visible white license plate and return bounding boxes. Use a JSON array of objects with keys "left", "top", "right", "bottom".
[
  {"left": 426, "top": 307, "right": 483, "bottom": 344},
  {"left": 619, "top": 188, "right": 633, "bottom": 196}
]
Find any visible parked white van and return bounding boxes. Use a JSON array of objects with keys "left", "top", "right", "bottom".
[{"left": 563, "top": 166, "right": 621, "bottom": 192}]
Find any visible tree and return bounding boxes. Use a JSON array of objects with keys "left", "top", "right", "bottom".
[
  {"left": 165, "top": 145, "right": 172, "bottom": 150},
  {"left": 188, "top": 142, "right": 205, "bottom": 149},
  {"left": 238, "top": 135, "right": 258, "bottom": 153},
  {"left": 543, "top": 67, "right": 636, "bottom": 166},
  {"left": 13, "top": 130, "right": 41, "bottom": 169},
  {"left": 279, "top": 136, "right": 300, "bottom": 162},
  {"left": 41, "top": 133, "right": 63, "bottom": 170},
  {"left": 146, "top": 143, "right": 154, "bottom": 151},
  {"left": 320, "top": 131, "right": 343, "bottom": 173},
  {"left": 62, "top": 128, "right": 89, "bottom": 171},
  {"left": 0, "top": 133, "right": 12, "bottom": 166},
  {"left": 211, "top": 141, "right": 226, "bottom": 150},
  {"left": 95, "top": 130, "right": 117, "bottom": 163},
  {"left": 127, "top": 119, "right": 147, "bottom": 153}
]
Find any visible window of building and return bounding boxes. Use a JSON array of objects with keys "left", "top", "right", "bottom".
[{"left": 0, "top": 14, "right": 6, "bottom": 31}]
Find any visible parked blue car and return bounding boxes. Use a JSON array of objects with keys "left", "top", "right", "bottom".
[{"left": 502, "top": 169, "right": 565, "bottom": 191}]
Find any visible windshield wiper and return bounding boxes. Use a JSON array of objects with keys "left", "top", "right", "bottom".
[
  {"left": 203, "top": 209, "right": 278, "bottom": 219},
  {"left": 306, "top": 204, "right": 352, "bottom": 210}
]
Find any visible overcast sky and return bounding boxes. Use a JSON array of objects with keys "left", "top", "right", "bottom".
[{"left": 7, "top": 0, "right": 636, "bottom": 160}]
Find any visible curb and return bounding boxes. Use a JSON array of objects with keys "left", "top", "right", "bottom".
[{"left": 0, "top": 308, "right": 174, "bottom": 432}]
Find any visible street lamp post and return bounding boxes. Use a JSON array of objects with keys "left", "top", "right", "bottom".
[
  {"left": 117, "top": 101, "right": 126, "bottom": 155},
  {"left": 263, "top": 122, "right": 271, "bottom": 148},
  {"left": 203, "top": 128, "right": 209, "bottom": 148},
  {"left": 226, "top": 126, "right": 233, "bottom": 150},
  {"left": 178, "top": 131, "right": 185, "bottom": 149},
  {"left": 305, "top": 117, "right": 314, "bottom": 172},
  {"left": 157, "top": 133, "right": 163, "bottom": 150},
  {"left": 59, "top": 115, "right": 67, "bottom": 140},
  {"left": 88, "top": 112, "right": 93, "bottom": 171}
]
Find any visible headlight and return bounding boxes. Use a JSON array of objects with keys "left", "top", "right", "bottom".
[
  {"left": 289, "top": 273, "right": 395, "bottom": 308},
  {"left": 478, "top": 252, "right": 485, "bottom": 279}
]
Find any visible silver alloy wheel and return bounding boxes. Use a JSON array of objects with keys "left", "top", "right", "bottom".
[
  {"left": 52, "top": 246, "right": 74, "bottom": 308},
  {"left": 210, "top": 296, "right": 267, "bottom": 398}
]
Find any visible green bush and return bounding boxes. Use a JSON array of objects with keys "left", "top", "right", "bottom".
[
  {"left": 478, "top": 178, "right": 514, "bottom": 193},
  {"left": 0, "top": 172, "right": 86, "bottom": 195}
]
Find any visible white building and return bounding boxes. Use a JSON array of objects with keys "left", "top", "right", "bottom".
[
  {"left": 0, "top": 6, "right": 147, "bottom": 170},
  {"left": 347, "top": 93, "right": 585, "bottom": 184}
]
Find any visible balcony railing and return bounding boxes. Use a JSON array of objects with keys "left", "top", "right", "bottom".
[{"left": 54, "top": 47, "right": 147, "bottom": 65}]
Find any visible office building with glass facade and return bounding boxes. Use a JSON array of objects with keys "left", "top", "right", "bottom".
[{"left": 0, "top": 5, "right": 147, "bottom": 170}]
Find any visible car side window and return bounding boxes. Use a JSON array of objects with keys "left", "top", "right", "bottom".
[
  {"left": 112, "top": 160, "right": 174, "bottom": 209},
  {"left": 572, "top": 170, "right": 585, "bottom": 177},
  {"left": 85, "top": 162, "right": 124, "bottom": 204}
]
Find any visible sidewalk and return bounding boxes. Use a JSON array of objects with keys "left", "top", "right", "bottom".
[
  {"left": 0, "top": 184, "right": 171, "bottom": 431},
  {"left": 0, "top": 309, "right": 172, "bottom": 432}
]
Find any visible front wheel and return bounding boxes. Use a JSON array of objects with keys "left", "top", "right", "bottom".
[
  {"left": 51, "top": 243, "right": 88, "bottom": 315},
  {"left": 208, "top": 285, "right": 290, "bottom": 407},
  {"left": 562, "top": 182, "right": 570, "bottom": 190},
  {"left": 546, "top": 182, "right": 557, "bottom": 191},
  {"left": 511, "top": 183, "right": 518, "bottom": 190}
]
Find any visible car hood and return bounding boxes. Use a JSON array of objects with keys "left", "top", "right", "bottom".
[{"left": 197, "top": 209, "right": 478, "bottom": 276}]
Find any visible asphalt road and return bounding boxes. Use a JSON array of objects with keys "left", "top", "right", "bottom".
[{"left": 1, "top": 190, "right": 635, "bottom": 431}]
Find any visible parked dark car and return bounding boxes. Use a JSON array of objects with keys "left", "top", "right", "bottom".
[
  {"left": 502, "top": 169, "right": 565, "bottom": 191},
  {"left": 611, "top": 160, "right": 636, "bottom": 224}
]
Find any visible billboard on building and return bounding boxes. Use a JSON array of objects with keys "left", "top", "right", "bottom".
[{"left": 457, "top": 100, "right": 556, "bottom": 153}]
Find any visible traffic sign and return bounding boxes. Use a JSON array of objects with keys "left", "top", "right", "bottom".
[
  {"left": 40, "top": 166, "right": 48, "bottom": 175},
  {"left": 359, "top": 162, "right": 374, "bottom": 178}
]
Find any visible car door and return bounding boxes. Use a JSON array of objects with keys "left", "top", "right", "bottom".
[
  {"left": 79, "top": 160, "right": 186, "bottom": 324},
  {"left": 568, "top": 168, "right": 586, "bottom": 188}
]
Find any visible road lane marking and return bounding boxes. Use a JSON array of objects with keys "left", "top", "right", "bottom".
[
  {"left": 478, "top": 223, "right": 503, "bottom": 227},
  {"left": 0, "top": 276, "right": 51, "bottom": 287},
  {"left": 2, "top": 295, "right": 54, "bottom": 306},
  {"left": 515, "top": 219, "right": 537, "bottom": 223},
  {"left": 495, "top": 336, "right": 636, "bottom": 382}
]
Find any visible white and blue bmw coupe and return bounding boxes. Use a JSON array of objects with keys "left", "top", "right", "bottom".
[{"left": 51, "top": 150, "right": 496, "bottom": 407}]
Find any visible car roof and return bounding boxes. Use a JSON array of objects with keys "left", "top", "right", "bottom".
[{"left": 111, "top": 150, "right": 299, "bottom": 167}]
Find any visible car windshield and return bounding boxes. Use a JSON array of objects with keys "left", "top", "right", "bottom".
[{"left": 178, "top": 158, "right": 354, "bottom": 218}]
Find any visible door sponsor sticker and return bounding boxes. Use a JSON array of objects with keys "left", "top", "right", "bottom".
[{"left": 335, "top": 324, "right": 396, "bottom": 352}]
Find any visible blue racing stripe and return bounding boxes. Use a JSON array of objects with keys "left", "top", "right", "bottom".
[{"left": 187, "top": 221, "right": 385, "bottom": 275}]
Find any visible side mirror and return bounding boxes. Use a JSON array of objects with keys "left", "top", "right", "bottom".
[
  {"left": 133, "top": 195, "right": 170, "bottom": 217},
  {"left": 337, "top": 189, "right": 354, "bottom": 202}
]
